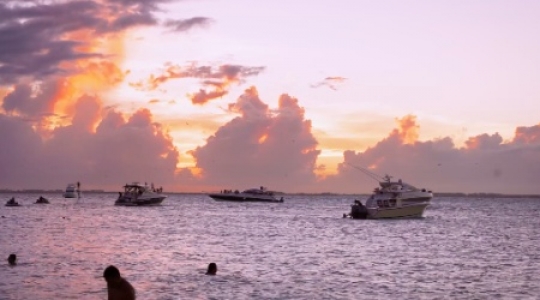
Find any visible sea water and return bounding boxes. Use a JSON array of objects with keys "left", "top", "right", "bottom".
[{"left": 0, "top": 193, "right": 539, "bottom": 299}]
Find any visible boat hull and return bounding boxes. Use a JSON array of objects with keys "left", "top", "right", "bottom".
[
  {"left": 63, "top": 192, "right": 77, "bottom": 198},
  {"left": 209, "top": 193, "right": 283, "bottom": 203},
  {"left": 5, "top": 203, "right": 20, "bottom": 207},
  {"left": 367, "top": 203, "right": 429, "bottom": 219},
  {"left": 115, "top": 196, "right": 166, "bottom": 206}
]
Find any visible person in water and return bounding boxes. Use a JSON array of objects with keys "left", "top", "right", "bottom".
[
  {"left": 8, "top": 254, "right": 16, "bottom": 266},
  {"left": 206, "top": 263, "right": 217, "bottom": 275},
  {"left": 103, "top": 265, "right": 136, "bottom": 300}
]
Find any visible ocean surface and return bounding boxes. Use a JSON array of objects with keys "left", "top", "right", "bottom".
[{"left": 1, "top": 193, "right": 539, "bottom": 300}]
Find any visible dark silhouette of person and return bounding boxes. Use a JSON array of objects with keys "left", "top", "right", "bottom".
[
  {"left": 103, "top": 265, "right": 136, "bottom": 300},
  {"left": 8, "top": 254, "right": 16, "bottom": 266},
  {"left": 206, "top": 263, "right": 217, "bottom": 275}
]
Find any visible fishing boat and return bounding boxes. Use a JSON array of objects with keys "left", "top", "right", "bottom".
[
  {"left": 115, "top": 182, "right": 166, "bottom": 206},
  {"left": 345, "top": 165, "right": 433, "bottom": 219}
]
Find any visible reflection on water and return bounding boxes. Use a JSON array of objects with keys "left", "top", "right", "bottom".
[{"left": 1, "top": 194, "right": 540, "bottom": 299}]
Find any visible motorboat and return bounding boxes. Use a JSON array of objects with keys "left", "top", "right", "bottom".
[
  {"left": 208, "top": 186, "right": 284, "bottom": 203},
  {"left": 347, "top": 175, "right": 432, "bottom": 219},
  {"left": 115, "top": 182, "right": 166, "bottom": 206},
  {"left": 63, "top": 183, "right": 79, "bottom": 198},
  {"left": 35, "top": 196, "right": 50, "bottom": 204},
  {"left": 5, "top": 197, "right": 20, "bottom": 207}
]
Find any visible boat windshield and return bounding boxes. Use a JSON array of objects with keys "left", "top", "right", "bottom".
[{"left": 379, "top": 181, "right": 418, "bottom": 192}]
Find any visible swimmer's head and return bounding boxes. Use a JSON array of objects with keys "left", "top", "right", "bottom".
[
  {"left": 206, "top": 263, "right": 217, "bottom": 275},
  {"left": 8, "top": 254, "right": 16, "bottom": 266},
  {"left": 103, "top": 265, "right": 121, "bottom": 283}
]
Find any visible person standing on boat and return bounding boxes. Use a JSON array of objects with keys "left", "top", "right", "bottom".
[{"left": 103, "top": 265, "right": 136, "bottom": 300}]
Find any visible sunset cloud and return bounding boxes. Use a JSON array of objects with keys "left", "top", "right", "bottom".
[
  {"left": 513, "top": 123, "right": 540, "bottom": 145},
  {"left": 395, "top": 115, "right": 419, "bottom": 144},
  {"left": 2, "top": 81, "right": 60, "bottom": 118},
  {"left": 465, "top": 133, "right": 503, "bottom": 150},
  {"left": 191, "top": 87, "right": 320, "bottom": 192},
  {"left": 0, "top": 0, "right": 170, "bottom": 85},
  {"left": 310, "top": 76, "right": 347, "bottom": 90},
  {"left": 164, "top": 17, "right": 213, "bottom": 32},
  {"left": 0, "top": 0, "right": 178, "bottom": 131},
  {"left": 317, "top": 117, "right": 540, "bottom": 195},
  {"left": 0, "top": 94, "right": 183, "bottom": 191},
  {"left": 133, "top": 63, "right": 265, "bottom": 104}
]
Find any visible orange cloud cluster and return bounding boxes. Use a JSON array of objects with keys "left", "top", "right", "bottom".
[
  {"left": 394, "top": 115, "right": 419, "bottom": 144},
  {"left": 513, "top": 123, "right": 540, "bottom": 145},
  {"left": 192, "top": 87, "right": 320, "bottom": 191},
  {"left": 132, "top": 63, "right": 265, "bottom": 104},
  {"left": 464, "top": 133, "right": 503, "bottom": 150}
]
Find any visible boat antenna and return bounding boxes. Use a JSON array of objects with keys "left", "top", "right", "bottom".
[{"left": 345, "top": 163, "right": 385, "bottom": 182}]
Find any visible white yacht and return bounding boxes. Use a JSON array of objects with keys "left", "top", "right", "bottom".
[
  {"left": 115, "top": 182, "right": 166, "bottom": 206},
  {"left": 349, "top": 175, "right": 432, "bottom": 219},
  {"left": 63, "top": 183, "right": 78, "bottom": 198},
  {"left": 208, "top": 186, "right": 284, "bottom": 203}
]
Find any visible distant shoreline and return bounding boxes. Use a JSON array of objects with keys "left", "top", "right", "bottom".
[{"left": 0, "top": 190, "right": 539, "bottom": 199}]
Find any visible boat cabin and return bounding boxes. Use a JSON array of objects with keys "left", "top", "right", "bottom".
[{"left": 243, "top": 187, "right": 274, "bottom": 196}]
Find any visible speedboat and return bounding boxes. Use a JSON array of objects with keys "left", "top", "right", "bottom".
[
  {"left": 347, "top": 175, "right": 433, "bottom": 219},
  {"left": 5, "top": 197, "right": 20, "bottom": 207},
  {"left": 208, "top": 186, "right": 284, "bottom": 203},
  {"left": 63, "top": 183, "right": 78, "bottom": 198},
  {"left": 35, "top": 196, "right": 50, "bottom": 204},
  {"left": 115, "top": 182, "right": 166, "bottom": 206}
]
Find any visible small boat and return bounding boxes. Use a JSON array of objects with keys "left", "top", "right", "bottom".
[
  {"left": 63, "top": 183, "right": 78, "bottom": 198},
  {"left": 115, "top": 182, "right": 166, "bottom": 206},
  {"left": 346, "top": 175, "right": 432, "bottom": 219},
  {"left": 208, "top": 186, "right": 284, "bottom": 203},
  {"left": 35, "top": 196, "right": 50, "bottom": 204},
  {"left": 5, "top": 197, "right": 20, "bottom": 207}
]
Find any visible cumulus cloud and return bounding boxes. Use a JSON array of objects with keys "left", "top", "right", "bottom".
[
  {"left": 1, "top": 80, "right": 60, "bottom": 117},
  {"left": 465, "top": 133, "right": 503, "bottom": 150},
  {"left": 164, "top": 17, "right": 212, "bottom": 32},
  {"left": 191, "top": 87, "right": 320, "bottom": 192},
  {"left": 317, "top": 117, "right": 540, "bottom": 195},
  {"left": 513, "top": 124, "right": 540, "bottom": 145},
  {"left": 132, "top": 63, "right": 265, "bottom": 104},
  {"left": 311, "top": 76, "right": 347, "bottom": 90},
  {"left": 0, "top": 94, "right": 185, "bottom": 191}
]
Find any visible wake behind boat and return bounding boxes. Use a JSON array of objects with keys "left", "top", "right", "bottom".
[
  {"left": 115, "top": 182, "right": 166, "bottom": 206},
  {"left": 345, "top": 165, "right": 433, "bottom": 219},
  {"left": 209, "top": 186, "right": 284, "bottom": 203}
]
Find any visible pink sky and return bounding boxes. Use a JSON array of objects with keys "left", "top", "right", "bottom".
[{"left": 0, "top": 0, "right": 539, "bottom": 194}]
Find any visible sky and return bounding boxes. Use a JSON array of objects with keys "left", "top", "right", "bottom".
[{"left": 0, "top": 0, "right": 539, "bottom": 194}]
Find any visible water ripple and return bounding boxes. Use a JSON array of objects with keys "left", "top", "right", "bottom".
[{"left": 1, "top": 194, "right": 540, "bottom": 299}]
